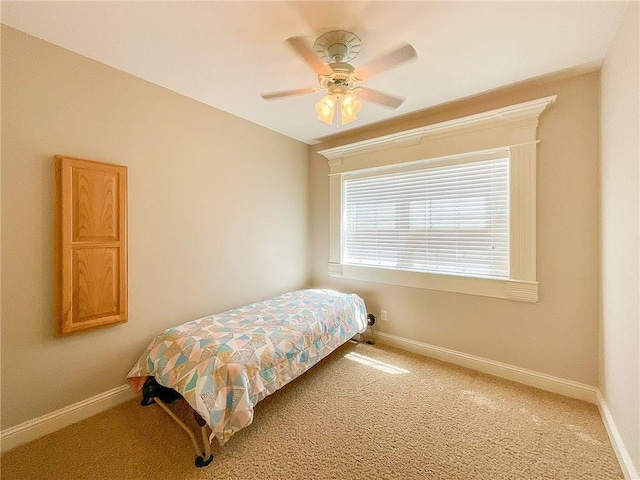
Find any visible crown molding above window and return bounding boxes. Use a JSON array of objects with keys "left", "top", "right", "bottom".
[{"left": 318, "top": 95, "right": 557, "bottom": 175}]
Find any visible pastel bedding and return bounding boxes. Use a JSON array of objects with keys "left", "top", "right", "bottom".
[{"left": 127, "top": 289, "right": 367, "bottom": 445}]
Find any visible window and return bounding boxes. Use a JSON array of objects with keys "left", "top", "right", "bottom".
[
  {"left": 343, "top": 154, "right": 509, "bottom": 279},
  {"left": 319, "top": 95, "right": 557, "bottom": 302}
]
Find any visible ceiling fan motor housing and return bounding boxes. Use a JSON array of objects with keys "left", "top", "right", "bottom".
[
  {"left": 318, "top": 70, "right": 361, "bottom": 91},
  {"left": 314, "top": 32, "right": 364, "bottom": 93}
]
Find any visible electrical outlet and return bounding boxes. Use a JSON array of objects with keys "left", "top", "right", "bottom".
[{"left": 381, "top": 309, "right": 388, "bottom": 321}]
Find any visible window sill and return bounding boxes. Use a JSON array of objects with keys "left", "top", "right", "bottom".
[{"left": 328, "top": 262, "right": 538, "bottom": 303}]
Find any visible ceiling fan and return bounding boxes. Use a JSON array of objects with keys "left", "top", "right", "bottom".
[{"left": 260, "top": 30, "right": 417, "bottom": 127}]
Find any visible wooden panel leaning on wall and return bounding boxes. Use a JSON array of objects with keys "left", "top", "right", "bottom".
[{"left": 54, "top": 155, "right": 128, "bottom": 336}]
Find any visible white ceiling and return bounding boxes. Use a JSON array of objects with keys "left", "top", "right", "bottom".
[{"left": 1, "top": 1, "right": 630, "bottom": 145}]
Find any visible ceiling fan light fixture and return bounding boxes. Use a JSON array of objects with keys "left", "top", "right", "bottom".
[
  {"left": 315, "top": 94, "right": 336, "bottom": 125},
  {"left": 315, "top": 89, "right": 361, "bottom": 127}
]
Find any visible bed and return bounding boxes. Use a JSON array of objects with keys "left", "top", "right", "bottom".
[{"left": 127, "top": 288, "right": 368, "bottom": 466}]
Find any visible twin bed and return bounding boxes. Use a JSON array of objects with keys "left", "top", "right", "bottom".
[{"left": 127, "top": 289, "right": 368, "bottom": 466}]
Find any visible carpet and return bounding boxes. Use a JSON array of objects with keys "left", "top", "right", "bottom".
[{"left": 0, "top": 342, "right": 623, "bottom": 479}]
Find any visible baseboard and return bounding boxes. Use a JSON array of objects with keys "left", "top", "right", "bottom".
[
  {"left": 0, "top": 384, "right": 137, "bottom": 453},
  {"left": 374, "top": 331, "right": 599, "bottom": 403},
  {"left": 597, "top": 393, "right": 640, "bottom": 480}
]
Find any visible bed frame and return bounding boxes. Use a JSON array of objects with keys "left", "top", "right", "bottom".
[{"left": 128, "top": 289, "right": 370, "bottom": 468}]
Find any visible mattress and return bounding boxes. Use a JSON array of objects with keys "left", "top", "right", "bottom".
[{"left": 127, "top": 289, "right": 367, "bottom": 445}]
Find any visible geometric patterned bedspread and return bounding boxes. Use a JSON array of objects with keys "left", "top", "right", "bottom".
[{"left": 127, "top": 289, "right": 367, "bottom": 446}]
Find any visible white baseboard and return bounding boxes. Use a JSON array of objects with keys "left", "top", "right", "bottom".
[
  {"left": 374, "top": 331, "right": 599, "bottom": 403},
  {"left": 0, "top": 384, "right": 137, "bottom": 453},
  {"left": 597, "top": 393, "right": 640, "bottom": 480}
]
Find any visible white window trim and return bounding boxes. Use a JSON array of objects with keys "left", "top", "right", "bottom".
[{"left": 318, "top": 95, "right": 557, "bottom": 303}]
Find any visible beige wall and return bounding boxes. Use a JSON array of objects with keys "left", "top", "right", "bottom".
[
  {"left": 600, "top": 2, "right": 640, "bottom": 475},
  {"left": 310, "top": 71, "right": 601, "bottom": 386},
  {"left": 0, "top": 26, "right": 309, "bottom": 430}
]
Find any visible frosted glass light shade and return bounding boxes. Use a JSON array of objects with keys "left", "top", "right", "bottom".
[
  {"left": 315, "top": 95, "right": 336, "bottom": 125},
  {"left": 341, "top": 94, "right": 361, "bottom": 125}
]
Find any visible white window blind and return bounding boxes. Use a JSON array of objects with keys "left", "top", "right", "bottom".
[{"left": 343, "top": 157, "right": 509, "bottom": 278}]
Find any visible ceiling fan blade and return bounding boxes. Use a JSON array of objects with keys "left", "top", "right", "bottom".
[
  {"left": 354, "top": 43, "right": 417, "bottom": 80},
  {"left": 357, "top": 87, "right": 405, "bottom": 109},
  {"left": 286, "top": 36, "right": 333, "bottom": 76},
  {"left": 261, "top": 87, "right": 318, "bottom": 100}
]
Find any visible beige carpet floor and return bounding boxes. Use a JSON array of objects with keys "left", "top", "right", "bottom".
[{"left": 1, "top": 342, "right": 623, "bottom": 480}]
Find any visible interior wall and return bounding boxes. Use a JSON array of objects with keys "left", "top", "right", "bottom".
[
  {"left": 309, "top": 71, "right": 601, "bottom": 387},
  {"left": 0, "top": 26, "right": 309, "bottom": 430},
  {"left": 600, "top": 2, "right": 640, "bottom": 475}
]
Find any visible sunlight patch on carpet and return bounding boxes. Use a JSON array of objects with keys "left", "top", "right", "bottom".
[
  {"left": 564, "top": 424, "right": 605, "bottom": 446},
  {"left": 344, "top": 352, "right": 410, "bottom": 374},
  {"left": 462, "top": 390, "right": 500, "bottom": 410}
]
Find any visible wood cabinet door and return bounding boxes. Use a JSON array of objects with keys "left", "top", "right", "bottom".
[{"left": 55, "top": 156, "right": 128, "bottom": 336}]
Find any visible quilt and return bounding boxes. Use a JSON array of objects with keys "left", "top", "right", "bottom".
[{"left": 127, "top": 289, "right": 367, "bottom": 445}]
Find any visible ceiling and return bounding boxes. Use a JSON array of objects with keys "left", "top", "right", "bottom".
[{"left": 1, "top": 1, "right": 630, "bottom": 145}]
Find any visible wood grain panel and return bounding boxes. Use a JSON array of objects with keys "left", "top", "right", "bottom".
[
  {"left": 73, "top": 169, "right": 119, "bottom": 242},
  {"left": 55, "top": 155, "right": 127, "bottom": 336},
  {"left": 73, "top": 248, "right": 120, "bottom": 323}
]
